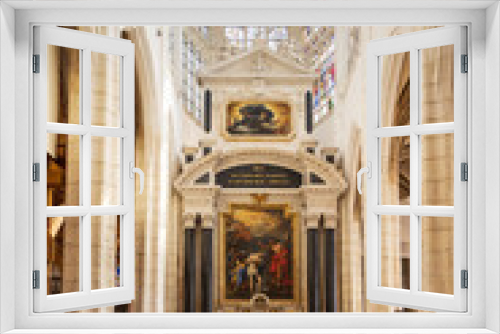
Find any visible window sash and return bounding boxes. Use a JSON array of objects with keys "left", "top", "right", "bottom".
[
  {"left": 33, "top": 26, "right": 136, "bottom": 313},
  {"left": 366, "top": 26, "right": 467, "bottom": 312}
]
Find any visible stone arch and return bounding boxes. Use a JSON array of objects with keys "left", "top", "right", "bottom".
[{"left": 175, "top": 148, "right": 345, "bottom": 191}]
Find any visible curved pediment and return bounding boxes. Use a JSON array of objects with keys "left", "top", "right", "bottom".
[{"left": 174, "top": 148, "right": 347, "bottom": 195}]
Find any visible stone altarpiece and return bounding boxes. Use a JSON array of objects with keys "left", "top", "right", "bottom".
[{"left": 175, "top": 47, "right": 346, "bottom": 312}]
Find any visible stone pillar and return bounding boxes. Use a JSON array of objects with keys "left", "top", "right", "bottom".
[
  {"left": 323, "top": 214, "right": 337, "bottom": 312},
  {"left": 200, "top": 214, "right": 214, "bottom": 312},
  {"left": 183, "top": 213, "right": 214, "bottom": 313},
  {"left": 304, "top": 214, "right": 320, "bottom": 312},
  {"left": 183, "top": 214, "right": 196, "bottom": 312}
]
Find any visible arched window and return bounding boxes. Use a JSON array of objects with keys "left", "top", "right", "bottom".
[
  {"left": 182, "top": 32, "right": 204, "bottom": 122},
  {"left": 224, "top": 26, "right": 289, "bottom": 51},
  {"left": 313, "top": 41, "right": 335, "bottom": 124}
]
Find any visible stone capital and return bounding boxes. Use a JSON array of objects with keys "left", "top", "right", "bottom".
[
  {"left": 200, "top": 213, "right": 215, "bottom": 229},
  {"left": 182, "top": 146, "right": 199, "bottom": 155},
  {"left": 182, "top": 213, "right": 197, "bottom": 229},
  {"left": 323, "top": 213, "right": 336, "bottom": 229},
  {"left": 304, "top": 213, "right": 321, "bottom": 229}
]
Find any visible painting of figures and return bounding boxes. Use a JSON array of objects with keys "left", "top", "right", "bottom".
[
  {"left": 226, "top": 101, "right": 292, "bottom": 138},
  {"left": 223, "top": 205, "right": 294, "bottom": 301}
]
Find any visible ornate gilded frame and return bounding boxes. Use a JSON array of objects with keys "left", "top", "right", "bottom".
[
  {"left": 218, "top": 203, "right": 300, "bottom": 309},
  {"left": 221, "top": 100, "right": 297, "bottom": 142}
]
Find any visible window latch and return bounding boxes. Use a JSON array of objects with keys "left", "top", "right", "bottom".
[
  {"left": 129, "top": 162, "right": 144, "bottom": 195},
  {"left": 357, "top": 162, "right": 372, "bottom": 195}
]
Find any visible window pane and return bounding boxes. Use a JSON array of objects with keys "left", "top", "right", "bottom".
[
  {"left": 91, "top": 52, "right": 121, "bottom": 127},
  {"left": 47, "top": 217, "right": 80, "bottom": 295},
  {"left": 380, "top": 215, "right": 410, "bottom": 290},
  {"left": 91, "top": 136, "right": 121, "bottom": 206},
  {"left": 47, "top": 133, "right": 80, "bottom": 206},
  {"left": 421, "top": 217, "right": 453, "bottom": 294},
  {"left": 421, "top": 133, "right": 454, "bottom": 206},
  {"left": 421, "top": 45, "right": 454, "bottom": 124},
  {"left": 380, "top": 51, "right": 410, "bottom": 127},
  {"left": 381, "top": 136, "right": 410, "bottom": 205},
  {"left": 47, "top": 45, "right": 80, "bottom": 124},
  {"left": 92, "top": 215, "right": 121, "bottom": 290}
]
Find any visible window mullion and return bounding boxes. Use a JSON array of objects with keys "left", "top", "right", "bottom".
[
  {"left": 409, "top": 47, "right": 420, "bottom": 295},
  {"left": 82, "top": 48, "right": 92, "bottom": 294}
]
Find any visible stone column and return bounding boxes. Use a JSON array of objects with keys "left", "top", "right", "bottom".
[
  {"left": 323, "top": 213, "right": 337, "bottom": 312},
  {"left": 304, "top": 214, "right": 320, "bottom": 312},
  {"left": 200, "top": 214, "right": 214, "bottom": 312},
  {"left": 183, "top": 214, "right": 196, "bottom": 312}
]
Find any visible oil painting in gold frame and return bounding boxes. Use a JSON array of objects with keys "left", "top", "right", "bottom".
[
  {"left": 219, "top": 204, "right": 299, "bottom": 308},
  {"left": 224, "top": 101, "right": 293, "bottom": 142}
]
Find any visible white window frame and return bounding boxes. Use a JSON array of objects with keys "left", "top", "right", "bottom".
[
  {"left": 32, "top": 26, "right": 136, "bottom": 313},
  {"left": 365, "top": 26, "right": 467, "bottom": 312},
  {"left": 1, "top": 2, "right": 498, "bottom": 333}
]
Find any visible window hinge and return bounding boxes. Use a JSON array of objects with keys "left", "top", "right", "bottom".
[
  {"left": 461, "top": 270, "right": 468, "bottom": 289},
  {"left": 461, "top": 162, "right": 468, "bottom": 181},
  {"left": 32, "top": 270, "right": 40, "bottom": 289},
  {"left": 33, "top": 54, "right": 40, "bottom": 73},
  {"left": 461, "top": 54, "right": 468, "bottom": 73},
  {"left": 33, "top": 163, "right": 40, "bottom": 182}
]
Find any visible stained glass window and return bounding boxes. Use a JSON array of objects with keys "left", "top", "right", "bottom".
[
  {"left": 225, "top": 26, "right": 289, "bottom": 51},
  {"left": 182, "top": 32, "right": 204, "bottom": 122},
  {"left": 312, "top": 35, "right": 335, "bottom": 124}
]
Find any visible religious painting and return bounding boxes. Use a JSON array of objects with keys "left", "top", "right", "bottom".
[
  {"left": 223, "top": 205, "right": 294, "bottom": 301},
  {"left": 225, "top": 101, "right": 292, "bottom": 140}
]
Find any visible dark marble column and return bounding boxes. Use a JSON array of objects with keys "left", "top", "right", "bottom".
[
  {"left": 305, "top": 91, "right": 313, "bottom": 134},
  {"left": 184, "top": 227, "right": 196, "bottom": 312},
  {"left": 204, "top": 90, "right": 212, "bottom": 133},
  {"left": 325, "top": 228, "right": 337, "bottom": 312},
  {"left": 201, "top": 229, "right": 213, "bottom": 312},
  {"left": 307, "top": 228, "right": 320, "bottom": 312}
]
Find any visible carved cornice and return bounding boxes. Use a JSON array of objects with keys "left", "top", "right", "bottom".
[
  {"left": 182, "top": 212, "right": 197, "bottom": 229},
  {"left": 200, "top": 76, "right": 316, "bottom": 86},
  {"left": 175, "top": 148, "right": 348, "bottom": 199},
  {"left": 323, "top": 213, "right": 337, "bottom": 229},
  {"left": 200, "top": 213, "right": 215, "bottom": 229},
  {"left": 321, "top": 147, "right": 339, "bottom": 156},
  {"left": 304, "top": 213, "right": 321, "bottom": 229},
  {"left": 182, "top": 146, "right": 199, "bottom": 155}
]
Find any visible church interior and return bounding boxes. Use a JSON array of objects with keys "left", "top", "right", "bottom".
[{"left": 45, "top": 26, "right": 454, "bottom": 313}]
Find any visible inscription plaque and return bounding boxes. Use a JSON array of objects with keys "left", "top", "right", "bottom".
[{"left": 215, "top": 164, "right": 302, "bottom": 188}]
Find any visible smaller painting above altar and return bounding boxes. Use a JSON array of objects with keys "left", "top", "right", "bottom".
[{"left": 225, "top": 101, "right": 292, "bottom": 141}]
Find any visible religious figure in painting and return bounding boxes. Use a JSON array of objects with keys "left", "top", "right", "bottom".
[
  {"left": 226, "top": 102, "right": 292, "bottom": 137},
  {"left": 224, "top": 206, "right": 294, "bottom": 301},
  {"left": 270, "top": 242, "right": 292, "bottom": 288}
]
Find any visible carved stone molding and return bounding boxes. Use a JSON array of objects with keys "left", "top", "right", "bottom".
[
  {"left": 323, "top": 213, "right": 336, "bottom": 229},
  {"left": 199, "top": 47, "right": 316, "bottom": 87},
  {"left": 182, "top": 213, "right": 197, "bottom": 229},
  {"left": 304, "top": 213, "right": 321, "bottom": 229},
  {"left": 175, "top": 148, "right": 347, "bottom": 231},
  {"left": 175, "top": 149, "right": 347, "bottom": 196},
  {"left": 200, "top": 213, "right": 215, "bottom": 229}
]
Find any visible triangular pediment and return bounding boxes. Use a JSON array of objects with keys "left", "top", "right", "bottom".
[{"left": 200, "top": 47, "right": 315, "bottom": 79}]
